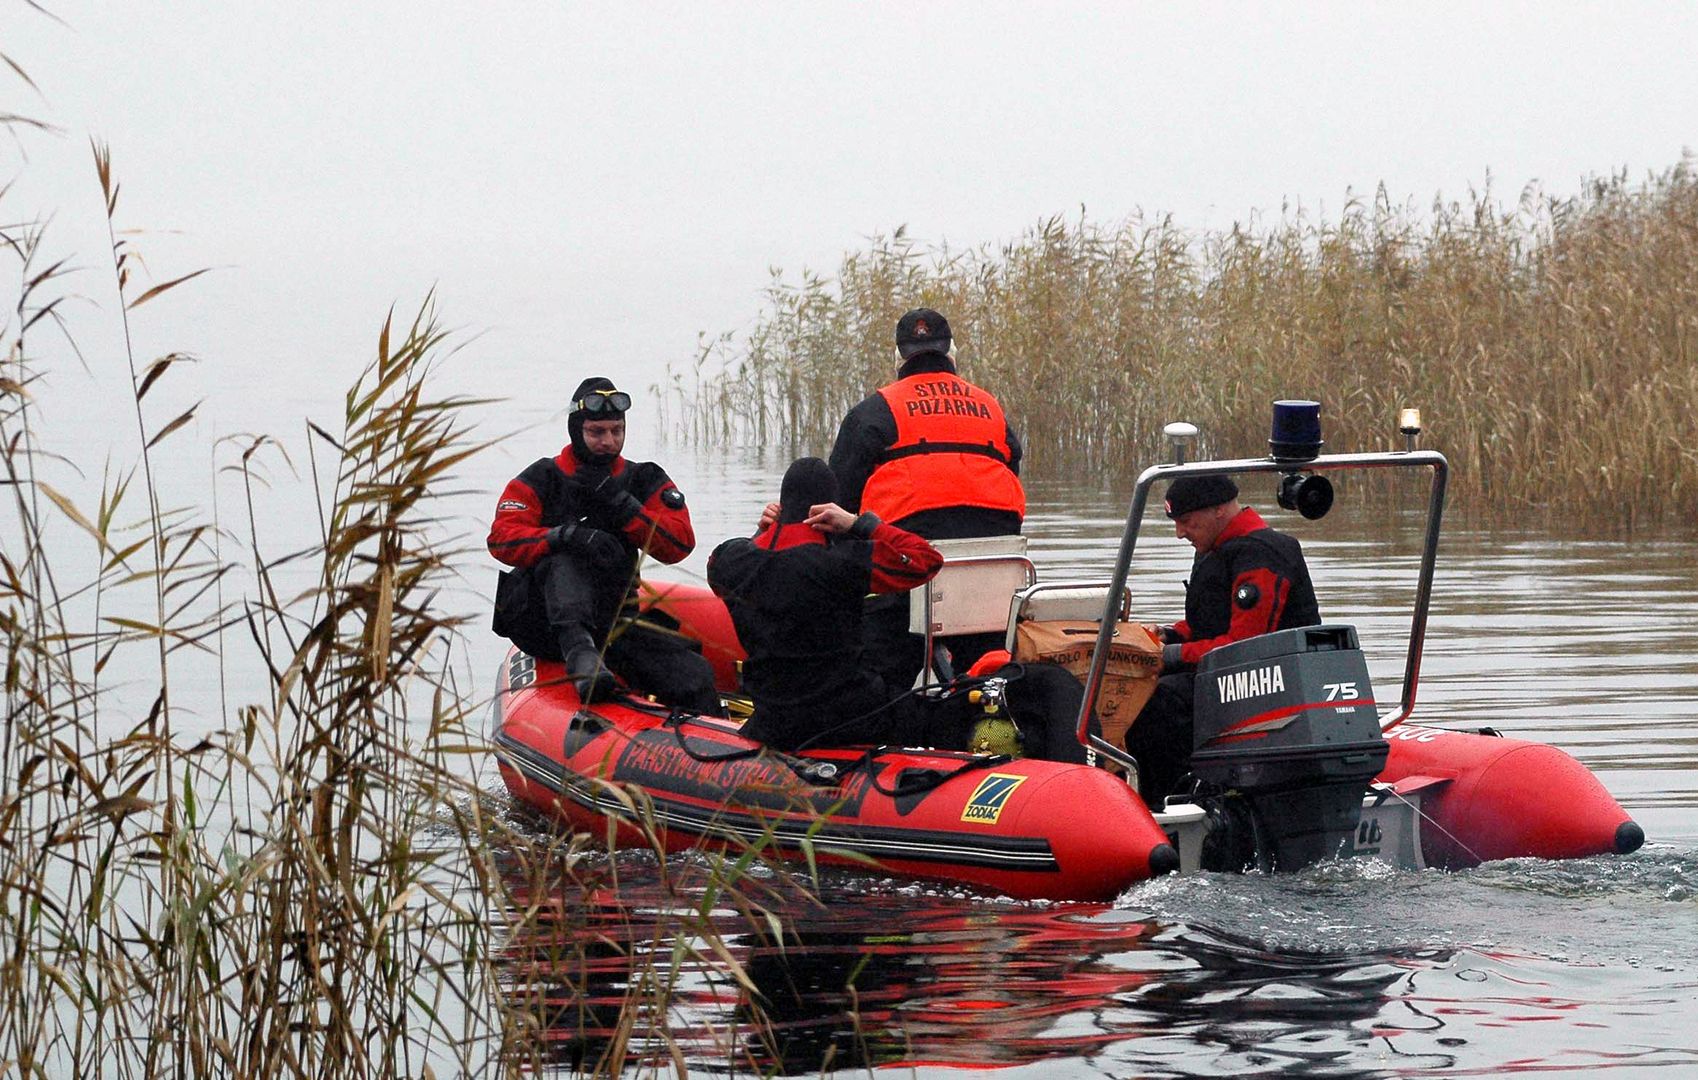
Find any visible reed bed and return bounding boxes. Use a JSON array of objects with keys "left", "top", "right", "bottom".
[
  {"left": 668, "top": 163, "right": 1698, "bottom": 530},
  {"left": 1, "top": 146, "right": 795, "bottom": 1077}
]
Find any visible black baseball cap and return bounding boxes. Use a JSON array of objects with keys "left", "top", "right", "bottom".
[{"left": 895, "top": 308, "right": 952, "bottom": 359}]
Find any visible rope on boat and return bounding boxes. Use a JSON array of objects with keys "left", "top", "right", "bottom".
[
  {"left": 790, "top": 664, "right": 1027, "bottom": 752},
  {"left": 1374, "top": 783, "right": 1487, "bottom": 867},
  {"left": 657, "top": 708, "right": 765, "bottom": 765}
]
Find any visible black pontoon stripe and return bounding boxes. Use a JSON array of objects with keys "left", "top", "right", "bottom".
[{"left": 494, "top": 732, "right": 1060, "bottom": 872}]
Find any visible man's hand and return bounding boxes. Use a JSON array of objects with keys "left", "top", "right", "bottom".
[
  {"left": 1159, "top": 642, "right": 1187, "bottom": 675},
  {"left": 802, "top": 502, "right": 857, "bottom": 535},
  {"left": 756, "top": 501, "right": 780, "bottom": 533},
  {"left": 574, "top": 473, "right": 644, "bottom": 525},
  {"left": 547, "top": 521, "right": 627, "bottom": 568}
]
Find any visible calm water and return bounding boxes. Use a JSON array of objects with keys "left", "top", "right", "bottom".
[{"left": 488, "top": 447, "right": 1698, "bottom": 1077}]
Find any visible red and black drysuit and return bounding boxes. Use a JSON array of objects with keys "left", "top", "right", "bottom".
[
  {"left": 1128, "top": 506, "right": 1321, "bottom": 801},
  {"left": 827, "top": 353, "right": 1027, "bottom": 688},
  {"left": 707, "top": 513, "right": 945, "bottom": 749},
  {"left": 709, "top": 513, "right": 1099, "bottom": 761},
  {"left": 487, "top": 448, "right": 718, "bottom": 711}
]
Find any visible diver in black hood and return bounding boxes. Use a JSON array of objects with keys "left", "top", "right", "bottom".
[
  {"left": 488, "top": 377, "right": 720, "bottom": 712},
  {"left": 706, "top": 456, "right": 944, "bottom": 748}
]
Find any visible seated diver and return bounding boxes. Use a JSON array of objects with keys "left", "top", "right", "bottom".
[
  {"left": 486, "top": 377, "right": 722, "bottom": 713},
  {"left": 707, "top": 457, "right": 944, "bottom": 749},
  {"left": 708, "top": 456, "right": 1094, "bottom": 762}
]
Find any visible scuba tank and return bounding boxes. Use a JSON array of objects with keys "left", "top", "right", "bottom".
[{"left": 965, "top": 677, "right": 1022, "bottom": 757}]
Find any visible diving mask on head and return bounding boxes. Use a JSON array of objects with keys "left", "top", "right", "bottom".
[{"left": 574, "top": 389, "right": 632, "bottom": 415}]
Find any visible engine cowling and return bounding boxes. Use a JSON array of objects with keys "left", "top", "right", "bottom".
[{"left": 1189, "top": 624, "right": 1389, "bottom": 869}]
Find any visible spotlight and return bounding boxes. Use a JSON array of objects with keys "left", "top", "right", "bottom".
[{"left": 1277, "top": 472, "right": 1334, "bottom": 520}]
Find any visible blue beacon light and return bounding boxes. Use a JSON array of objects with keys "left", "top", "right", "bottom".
[
  {"left": 1269, "top": 399, "right": 1324, "bottom": 462},
  {"left": 1271, "top": 400, "right": 1333, "bottom": 520}
]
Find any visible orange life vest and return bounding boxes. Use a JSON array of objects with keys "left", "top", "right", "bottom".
[{"left": 860, "top": 373, "right": 1026, "bottom": 524}]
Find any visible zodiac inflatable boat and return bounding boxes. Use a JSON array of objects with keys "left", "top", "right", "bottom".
[
  {"left": 492, "top": 650, "right": 1179, "bottom": 901},
  {"left": 491, "top": 405, "right": 1644, "bottom": 900}
]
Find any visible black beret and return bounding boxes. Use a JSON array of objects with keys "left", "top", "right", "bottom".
[{"left": 1164, "top": 474, "right": 1239, "bottom": 518}]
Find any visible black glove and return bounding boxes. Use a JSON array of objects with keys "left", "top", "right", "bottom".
[
  {"left": 1159, "top": 642, "right": 1187, "bottom": 676},
  {"left": 1157, "top": 624, "right": 1181, "bottom": 645},
  {"left": 577, "top": 473, "right": 645, "bottom": 526},
  {"left": 547, "top": 521, "right": 627, "bottom": 568}
]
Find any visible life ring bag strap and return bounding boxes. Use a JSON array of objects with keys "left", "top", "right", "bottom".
[{"left": 880, "top": 753, "right": 1012, "bottom": 799}]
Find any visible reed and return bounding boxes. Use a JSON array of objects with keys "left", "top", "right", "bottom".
[
  {"left": 668, "top": 163, "right": 1698, "bottom": 530},
  {"left": 0, "top": 146, "right": 795, "bottom": 1077}
]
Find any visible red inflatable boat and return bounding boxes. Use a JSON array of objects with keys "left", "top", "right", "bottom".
[
  {"left": 492, "top": 649, "right": 1178, "bottom": 902},
  {"left": 491, "top": 408, "right": 1643, "bottom": 899}
]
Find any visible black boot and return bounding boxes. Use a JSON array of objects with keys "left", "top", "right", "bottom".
[{"left": 561, "top": 634, "right": 619, "bottom": 704}]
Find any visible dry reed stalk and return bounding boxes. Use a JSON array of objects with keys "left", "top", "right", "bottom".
[
  {"left": 671, "top": 162, "right": 1698, "bottom": 532},
  {"left": 2, "top": 137, "right": 809, "bottom": 1077}
]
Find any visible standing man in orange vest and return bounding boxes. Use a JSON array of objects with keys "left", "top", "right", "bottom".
[{"left": 828, "top": 308, "right": 1026, "bottom": 689}]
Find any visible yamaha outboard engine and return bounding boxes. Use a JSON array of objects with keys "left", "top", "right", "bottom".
[{"left": 1189, "top": 625, "right": 1389, "bottom": 870}]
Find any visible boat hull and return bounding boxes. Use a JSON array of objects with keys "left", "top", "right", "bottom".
[
  {"left": 1376, "top": 723, "right": 1642, "bottom": 867},
  {"left": 493, "top": 585, "right": 1643, "bottom": 889},
  {"left": 492, "top": 653, "right": 1179, "bottom": 902}
]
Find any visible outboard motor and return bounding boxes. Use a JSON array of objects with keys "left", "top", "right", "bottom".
[{"left": 1189, "top": 625, "right": 1389, "bottom": 870}]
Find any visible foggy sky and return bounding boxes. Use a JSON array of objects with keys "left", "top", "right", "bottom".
[{"left": 7, "top": 1, "right": 1696, "bottom": 449}]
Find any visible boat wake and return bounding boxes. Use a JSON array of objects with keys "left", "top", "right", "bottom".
[{"left": 1119, "top": 845, "right": 1698, "bottom": 965}]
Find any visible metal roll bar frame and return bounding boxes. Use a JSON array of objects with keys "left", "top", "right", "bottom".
[{"left": 1072, "top": 447, "right": 1450, "bottom": 777}]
